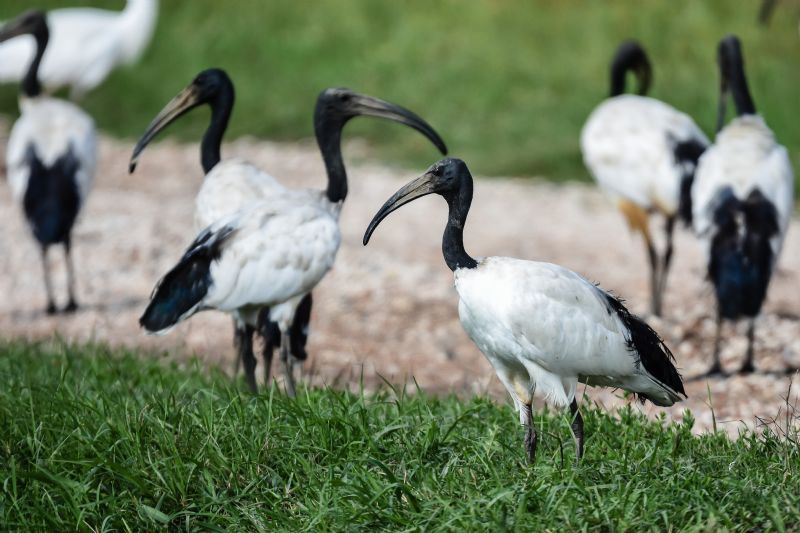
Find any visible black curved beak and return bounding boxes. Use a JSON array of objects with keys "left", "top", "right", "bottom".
[
  {"left": 349, "top": 93, "right": 448, "bottom": 155},
  {"left": 129, "top": 85, "right": 202, "bottom": 173},
  {"left": 363, "top": 171, "right": 438, "bottom": 245}
]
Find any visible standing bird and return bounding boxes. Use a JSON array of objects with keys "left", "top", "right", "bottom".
[
  {"left": 581, "top": 40, "right": 709, "bottom": 317},
  {"left": 364, "top": 158, "right": 685, "bottom": 463},
  {"left": 1, "top": 10, "right": 96, "bottom": 314},
  {"left": 0, "top": 0, "right": 158, "bottom": 99},
  {"left": 691, "top": 35, "right": 794, "bottom": 376},
  {"left": 130, "top": 69, "right": 447, "bottom": 394}
]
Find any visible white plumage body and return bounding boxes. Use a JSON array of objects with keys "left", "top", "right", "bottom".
[
  {"left": 187, "top": 198, "right": 340, "bottom": 329},
  {"left": 581, "top": 95, "right": 709, "bottom": 214},
  {"left": 193, "top": 158, "right": 284, "bottom": 231},
  {"left": 0, "top": 0, "right": 157, "bottom": 98},
  {"left": 6, "top": 95, "right": 96, "bottom": 205},
  {"left": 455, "top": 257, "right": 680, "bottom": 411},
  {"left": 692, "top": 114, "right": 794, "bottom": 258}
]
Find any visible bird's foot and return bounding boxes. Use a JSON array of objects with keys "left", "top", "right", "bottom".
[
  {"left": 45, "top": 302, "right": 57, "bottom": 316},
  {"left": 738, "top": 361, "right": 755, "bottom": 375},
  {"left": 63, "top": 300, "right": 79, "bottom": 314},
  {"left": 703, "top": 362, "right": 727, "bottom": 379},
  {"left": 524, "top": 427, "right": 537, "bottom": 465}
]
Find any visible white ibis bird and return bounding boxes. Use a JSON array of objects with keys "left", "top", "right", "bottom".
[
  {"left": 1, "top": 10, "right": 96, "bottom": 314},
  {"left": 131, "top": 69, "right": 447, "bottom": 395},
  {"left": 691, "top": 35, "right": 794, "bottom": 376},
  {"left": 0, "top": 0, "right": 158, "bottom": 99},
  {"left": 581, "top": 40, "right": 709, "bottom": 317},
  {"left": 363, "top": 158, "right": 686, "bottom": 463}
]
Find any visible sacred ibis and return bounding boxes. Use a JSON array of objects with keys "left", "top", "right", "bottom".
[
  {"left": 131, "top": 69, "right": 447, "bottom": 395},
  {"left": 0, "top": 0, "right": 158, "bottom": 99},
  {"left": 581, "top": 40, "right": 709, "bottom": 317},
  {"left": 364, "top": 158, "right": 685, "bottom": 463},
  {"left": 1, "top": 10, "right": 96, "bottom": 314},
  {"left": 691, "top": 35, "right": 794, "bottom": 376}
]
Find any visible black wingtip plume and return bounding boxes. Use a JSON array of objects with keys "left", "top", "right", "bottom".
[
  {"left": 603, "top": 293, "right": 686, "bottom": 401},
  {"left": 610, "top": 40, "right": 652, "bottom": 97}
]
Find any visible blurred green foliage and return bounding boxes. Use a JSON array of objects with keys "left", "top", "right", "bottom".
[{"left": 1, "top": 0, "right": 798, "bottom": 184}]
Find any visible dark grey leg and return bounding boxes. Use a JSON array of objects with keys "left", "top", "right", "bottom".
[
  {"left": 237, "top": 324, "right": 258, "bottom": 393},
  {"left": 656, "top": 216, "right": 676, "bottom": 315},
  {"left": 63, "top": 240, "right": 78, "bottom": 313},
  {"left": 232, "top": 319, "right": 242, "bottom": 376},
  {"left": 40, "top": 246, "right": 56, "bottom": 315},
  {"left": 280, "top": 331, "right": 297, "bottom": 398},
  {"left": 257, "top": 308, "right": 279, "bottom": 386},
  {"left": 522, "top": 403, "right": 537, "bottom": 464},
  {"left": 705, "top": 313, "right": 725, "bottom": 377},
  {"left": 646, "top": 239, "right": 661, "bottom": 317},
  {"left": 570, "top": 399, "right": 584, "bottom": 463},
  {"left": 739, "top": 319, "right": 756, "bottom": 374}
]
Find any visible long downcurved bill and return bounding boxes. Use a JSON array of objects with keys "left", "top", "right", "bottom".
[
  {"left": 350, "top": 94, "right": 448, "bottom": 155},
  {"left": 363, "top": 171, "right": 437, "bottom": 245},
  {"left": 129, "top": 85, "right": 201, "bottom": 173}
]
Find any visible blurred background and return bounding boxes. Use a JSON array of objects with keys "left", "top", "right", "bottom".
[
  {"left": 1, "top": 0, "right": 798, "bottom": 183},
  {"left": 0, "top": 1, "right": 798, "bottom": 435}
]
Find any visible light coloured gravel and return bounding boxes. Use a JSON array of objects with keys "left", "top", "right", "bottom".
[{"left": 1, "top": 124, "right": 798, "bottom": 437}]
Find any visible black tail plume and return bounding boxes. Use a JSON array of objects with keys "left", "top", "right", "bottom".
[
  {"left": 603, "top": 293, "right": 686, "bottom": 401},
  {"left": 709, "top": 188, "right": 778, "bottom": 319},
  {"left": 140, "top": 225, "right": 237, "bottom": 333}
]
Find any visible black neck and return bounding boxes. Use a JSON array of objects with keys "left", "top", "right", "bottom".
[
  {"left": 442, "top": 182, "right": 478, "bottom": 271},
  {"left": 726, "top": 63, "right": 756, "bottom": 118},
  {"left": 315, "top": 114, "right": 347, "bottom": 203},
  {"left": 22, "top": 25, "right": 47, "bottom": 98},
  {"left": 609, "top": 42, "right": 651, "bottom": 97},
  {"left": 201, "top": 83, "right": 234, "bottom": 173}
]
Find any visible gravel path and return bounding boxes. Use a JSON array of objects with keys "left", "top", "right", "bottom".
[{"left": 1, "top": 126, "right": 798, "bottom": 437}]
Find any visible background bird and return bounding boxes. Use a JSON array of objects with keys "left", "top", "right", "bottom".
[
  {"left": 131, "top": 69, "right": 447, "bottom": 394},
  {"left": 364, "top": 158, "right": 685, "bottom": 463},
  {"left": 581, "top": 40, "right": 709, "bottom": 317},
  {"left": 140, "top": 195, "right": 341, "bottom": 399},
  {"left": 0, "top": 0, "right": 158, "bottom": 99},
  {"left": 1, "top": 10, "right": 96, "bottom": 314},
  {"left": 691, "top": 35, "right": 794, "bottom": 376}
]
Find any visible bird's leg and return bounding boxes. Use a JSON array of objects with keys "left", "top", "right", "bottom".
[
  {"left": 522, "top": 403, "right": 537, "bottom": 464},
  {"left": 231, "top": 319, "right": 242, "bottom": 376},
  {"left": 705, "top": 313, "right": 725, "bottom": 377},
  {"left": 237, "top": 323, "right": 258, "bottom": 393},
  {"left": 257, "top": 308, "right": 277, "bottom": 386},
  {"left": 63, "top": 240, "right": 78, "bottom": 313},
  {"left": 40, "top": 246, "right": 56, "bottom": 315},
  {"left": 739, "top": 319, "right": 756, "bottom": 374},
  {"left": 569, "top": 399, "right": 584, "bottom": 463},
  {"left": 280, "top": 330, "right": 297, "bottom": 398},
  {"left": 646, "top": 237, "right": 661, "bottom": 317},
  {"left": 656, "top": 216, "right": 676, "bottom": 315}
]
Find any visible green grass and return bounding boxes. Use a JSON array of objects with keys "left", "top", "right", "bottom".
[
  {"left": 1, "top": 1, "right": 799, "bottom": 184},
  {"left": 1, "top": 340, "right": 799, "bottom": 530}
]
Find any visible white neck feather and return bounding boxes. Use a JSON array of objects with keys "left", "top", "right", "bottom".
[{"left": 116, "top": 0, "right": 159, "bottom": 64}]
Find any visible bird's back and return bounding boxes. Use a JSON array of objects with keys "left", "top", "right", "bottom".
[
  {"left": 455, "top": 257, "right": 683, "bottom": 406},
  {"left": 693, "top": 115, "right": 794, "bottom": 240},
  {"left": 7, "top": 97, "right": 96, "bottom": 203},
  {"left": 193, "top": 158, "right": 285, "bottom": 231},
  {"left": 581, "top": 95, "right": 709, "bottom": 214},
  {"left": 692, "top": 115, "right": 793, "bottom": 319}
]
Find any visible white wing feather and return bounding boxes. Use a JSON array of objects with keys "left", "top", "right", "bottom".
[{"left": 581, "top": 94, "right": 709, "bottom": 214}]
